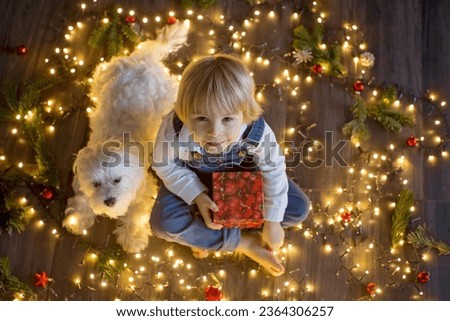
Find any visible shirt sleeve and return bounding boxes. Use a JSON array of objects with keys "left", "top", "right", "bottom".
[
  {"left": 252, "top": 122, "right": 289, "bottom": 222},
  {"left": 152, "top": 112, "right": 208, "bottom": 205}
]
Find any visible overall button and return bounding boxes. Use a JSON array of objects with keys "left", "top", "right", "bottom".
[
  {"left": 238, "top": 150, "right": 247, "bottom": 157},
  {"left": 193, "top": 152, "right": 202, "bottom": 160}
]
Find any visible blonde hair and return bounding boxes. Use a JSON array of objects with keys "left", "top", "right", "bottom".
[{"left": 175, "top": 54, "right": 263, "bottom": 124}]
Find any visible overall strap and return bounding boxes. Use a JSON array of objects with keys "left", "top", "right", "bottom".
[
  {"left": 241, "top": 115, "right": 265, "bottom": 147},
  {"left": 172, "top": 112, "right": 184, "bottom": 136}
]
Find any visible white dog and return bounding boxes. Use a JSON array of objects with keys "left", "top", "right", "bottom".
[{"left": 63, "top": 21, "right": 190, "bottom": 253}]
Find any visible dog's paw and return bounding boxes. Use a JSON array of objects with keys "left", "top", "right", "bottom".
[
  {"left": 114, "top": 224, "right": 150, "bottom": 253},
  {"left": 63, "top": 208, "right": 96, "bottom": 234}
]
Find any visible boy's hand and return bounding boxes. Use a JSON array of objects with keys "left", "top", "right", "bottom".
[
  {"left": 193, "top": 192, "right": 223, "bottom": 230},
  {"left": 262, "top": 221, "right": 285, "bottom": 251}
]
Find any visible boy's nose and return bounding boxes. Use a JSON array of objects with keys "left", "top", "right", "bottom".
[{"left": 207, "top": 124, "right": 222, "bottom": 137}]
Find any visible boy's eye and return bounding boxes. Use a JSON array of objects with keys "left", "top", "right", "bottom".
[
  {"left": 223, "top": 117, "right": 234, "bottom": 122},
  {"left": 196, "top": 116, "right": 208, "bottom": 121},
  {"left": 114, "top": 177, "right": 121, "bottom": 184}
]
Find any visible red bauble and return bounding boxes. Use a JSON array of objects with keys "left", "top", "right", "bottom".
[
  {"left": 353, "top": 80, "right": 365, "bottom": 92},
  {"left": 366, "top": 282, "right": 376, "bottom": 295},
  {"left": 406, "top": 135, "right": 419, "bottom": 147},
  {"left": 417, "top": 271, "right": 430, "bottom": 284},
  {"left": 34, "top": 272, "right": 50, "bottom": 288},
  {"left": 41, "top": 187, "right": 54, "bottom": 200},
  {"left": 15, "top": 44, "right": 27, "bottom": 55},
  {"left": 167, "top": 16, "right": 177, "bottom": 25},
  {"left": 125, "top": 16, "right": 136, "bottom": 23},
  {"left": 340, "top": 211, "right": 352, "bottom": 223},
  {"left": 312, "top": 64, "right": 323, "bottom": 74},
  {"left": 204, "top": 285, "right": 223, "bottom": 301}
]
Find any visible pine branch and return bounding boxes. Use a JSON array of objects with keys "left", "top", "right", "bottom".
[
  {"left": 0, "top": 257, "right": 36, "bottom": 300},
  {"left": 88, "top": 8, "right": 140, "bottom": 60},
  {"left": 179, "top": 0, "right": 218, "bottom": 9},
  {"left": 96, "top": 247, "right": 127, "bottom": 282},
  {"left": 407, "top": 225, "right": 450, "bottom": 255},
  {"left": 342, "top": 96, "right": 370, "bottom": 145},
  {"left": 293, "top": 24, "right": 345, "bottom": 77},
  {"left": 391, "top": 189, "right": 414, "bottom": 247}
]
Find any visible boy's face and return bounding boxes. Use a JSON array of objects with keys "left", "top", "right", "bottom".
[{"left": 186, "top": 109, "right": 245, "bottom": 154}]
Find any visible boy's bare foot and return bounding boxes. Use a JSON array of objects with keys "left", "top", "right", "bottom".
[
  {"left": 191, "top": 247, "right": 210, "bottom": 258},
  {"left": 236, "top": 232, "right": 285, "bottom": 276}
]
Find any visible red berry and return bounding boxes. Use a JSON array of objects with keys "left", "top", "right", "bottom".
[
  {"left": 417, "top": 271, "right": 430, "bottom": 284},
  {"left": 366, "top": 282, "right": 377, "bottom": 295},
  {"left": 353, "top": 80, "right": 365, "bottom": 92},
  {"left": 41, "top": 187, "right": 54, "bottom": 200},
  {"left": 312, "top": 64, "right": 323, "bottom": 74},
  {"left": 125, "top": 16, "right": 136, "bottom": 23},
  {"left": 167, "top": 16, "right": 177, "bottom": 25},
  {"left": 406, "top": 135, "right": 419, "bottom": 147}
]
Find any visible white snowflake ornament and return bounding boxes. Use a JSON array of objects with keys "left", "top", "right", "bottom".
[{"left": 293, "top": 49, "right": 313, "bottom": 64}]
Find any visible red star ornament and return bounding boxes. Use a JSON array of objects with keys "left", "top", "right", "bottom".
[
  {"left": 34, "top": 272, "right": 50, "bottom": 288},
  {"left": 340, "top": 211, "right": 352, "bottom": 223}
]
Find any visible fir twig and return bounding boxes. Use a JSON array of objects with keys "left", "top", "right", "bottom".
[
  {"left": 1, "top": 78, "right": 59, "bottom": 186},
  {"left": 292, "top": 24, "right": 345, "bottom": 77},
  {"left": 179, "top": 0, "right": 218, "bottom": 9},
  {"left": 95, "top": 247, "right": 128, "bottom": 282},
  {"left": 391, "top": 189, "right": 414, "bottom": 247},
  {"left": 88, "top": 8, "right": 139, "bottom": 60},
  {"left": 0, "top": 257, "right": 36, "bottom": 300},
  {"left": 407, "top": 225, "right": 450, "bottom": 255}
]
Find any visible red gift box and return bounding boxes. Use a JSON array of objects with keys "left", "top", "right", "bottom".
[{"left": 212, "top": 171, "right": 264, "bottom": 228}]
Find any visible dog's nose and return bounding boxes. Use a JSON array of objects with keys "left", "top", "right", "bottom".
[{"left": 104, "top": 197, "right": 116, "bottom": 207}]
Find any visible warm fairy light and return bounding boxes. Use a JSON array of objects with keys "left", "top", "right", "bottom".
[
  {"left": 394, "top": 100, "right": 400, "bottom": 107},
  {"left": 374, "top": 207, "right": 380, "bottom": 216},
  {"left": 306, "top": 76, "right": 312, "bottom": 82},
  {"left": 428, "top": 155, "right": 436, "bottom": 162},
  {"left": 168, "top": 11, "right": 175, "bottom": 17},
  {"left": 359, "top": 42, "right": 367, "bottom": 50},
  {"left": 51, "top": 228, "right": 57, "bottom": 235},
  {"left": 142, "top": 17, "right": 148, "bottom": 23},
  {"left": 429, "top": 94, "right": 436, "bottom": 101},
  {"left": 269, "top": 11, "right": 275, "bottom": 18},
  {"left": 81, "top": 3, "right": 86, "bottom": 10},
  {"left": 219, "top": 270, "right": 225, "bottom": 277},
  {"left": 135, "top": 253, "right": 142, "bottom": 259},
  {"left": 352, "top": 24, "right": 358, "bottom": 30},
  {"left": 254, "top": 10, "right": 260, "bottom": 16},
  {"left": 422, "top": 253, "right": 429, "bottom": 261},
  {"left": 18, "top": 162, "right": 24, "bottom": 168},
  {"left": 102, "top": 18, "right": 109, "bottom": 24},
  {"left": 209, "top": 30, "right": 215, "bottom": 36},
  {"left": 101, "top": 281, "right": 107, "bottom": 287},
  {"left": 408, "top": 104, "right": 415, "bottom": 111},
  {"left": 0, "top": 155, "right": 5, "bottom": 161},
  {"left": 343, "top": 41, "right": 349, "bottom": 49},
  {"left": 325, "top": 244, "right": 332, "bottom": 252},
  {"left": 155, "top": 16, "right": 161, "bottom": 22},
  {"left": 293, "top": 13, "right": 299, "bottom": 19},
  {"left": 442, "top": 151, "right": 448, "bottom": 157},
  {"left": 317, "top": 17, "right": 323, "bottom": 23},
  {"left": 435, "top": 136, "right": 442, "bottom": 143},
  {"left": 50, "top": 68, "right": 56, "bottom": 75},
  {"left": 197, "top": 15, "right": 204, "bottom": 20},
  {"left": 167, "top": 250, "right": 174, "bottom": 257},
  {"left": 390, "top": 202, "right": 396, "bottom": 208}
]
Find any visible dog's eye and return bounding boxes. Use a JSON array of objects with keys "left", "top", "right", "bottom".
[
  {"left": 114, "top": 177, "right": 121, "bottom": 184},
  {"left": 93, "top": 182, "right": 102, "bottom": 188}
]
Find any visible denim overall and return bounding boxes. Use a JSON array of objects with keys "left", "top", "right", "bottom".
[{"left": 150, "top": 114, "right": 311, "bottom": 252}]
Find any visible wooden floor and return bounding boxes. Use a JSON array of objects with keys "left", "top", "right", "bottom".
[{"left": 0, "top": 0, "right": 449, "bottom": 301}]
